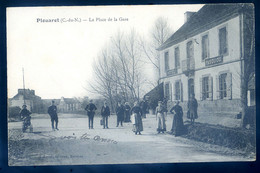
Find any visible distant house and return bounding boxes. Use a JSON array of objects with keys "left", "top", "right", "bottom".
[
  {"left": 157, "top": 4, "right": 254, "bottom": 116},
  {"left": 59, "top": 97, "right": 82, "bottom": 113},
  {"left": 9, "top": 89, "right": 43, "bottom": 112}
]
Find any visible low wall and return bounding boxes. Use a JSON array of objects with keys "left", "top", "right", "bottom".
[{"left": 167, "top": 99, "right": 242, "bottom": 117}]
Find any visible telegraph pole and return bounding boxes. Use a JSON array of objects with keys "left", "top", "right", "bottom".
[{"left": 23, "top": 68, "right": 26, "bottom": 105}]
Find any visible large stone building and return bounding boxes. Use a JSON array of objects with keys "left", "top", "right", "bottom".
[
  {"left": 157, "top": 4, "right": 254, "bottom": 117},
  {"left": 9, "top": 89, "right": 43, "bottom": 112}
]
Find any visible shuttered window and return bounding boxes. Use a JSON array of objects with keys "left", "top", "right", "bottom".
[
  {"left": 202, "top": 34, "right": 209, "bottom": 60},
  {"left": 164, "top": 52, "right": 169, "bottom": 71},
  {"left": 175, "top": 81, "right": 180, "bottom": 100},
  {"left": 174, "top": 47, "right": 180, "bottom": 68},
  {"left": 200, "top": 76, "right": 213, "bottom": 101},
  {"left": 187, "top": 41, "right": 194, "bottom": 59},
  {"left": 219, "top": 27, "right": 228, "bottom": 55},
  {"left": 217, "top": 72, "right": 232, "bottom": 100},
  {"left": 202, "top": 77, "right": 209, "bottom": 100},
  {"left": 219, "top": 73, "right": 227, "bottom": 99},
  {"left": 165, "top": 83, "right": 172, "bottom": 101}
]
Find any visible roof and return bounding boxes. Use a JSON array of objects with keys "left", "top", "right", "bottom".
[
  {"left": 12, "top": 89, "right": 41, "bottom": 100},
  {"left": 63, "top": 98, "right": 80, "bottom": 104},
  {"left": 158, "top": 4, "right": 247, "bottom": 51},
  {"left": 42, "top": 99, "right": 61, "bottom": 104}
]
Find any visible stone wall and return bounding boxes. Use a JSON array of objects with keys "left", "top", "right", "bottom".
[{"left": 167, "top": 99, "right": 242, "bottom": 118}]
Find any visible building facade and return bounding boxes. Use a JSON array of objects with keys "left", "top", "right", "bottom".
[
  {"left": 59, "top": 97, "right": 82, "bottom": 113},
  {"left": 158, "top": 4, "right": 254, "bottom": 116},
  {"left": 10, "top": 89, "right": 43, "bottom": 112}
]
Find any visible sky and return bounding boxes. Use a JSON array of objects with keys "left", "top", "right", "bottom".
[{"left": 7, "top": 4, "right": 203, "bottom": 99}]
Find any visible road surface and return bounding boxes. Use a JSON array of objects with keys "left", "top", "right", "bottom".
[{"left": 8, "top": 113, "right": 251, "bottom": 166}]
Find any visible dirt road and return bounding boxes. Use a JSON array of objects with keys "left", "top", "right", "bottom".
[{"left": 8, "top": 113, "right": 251, "bottom": 166}]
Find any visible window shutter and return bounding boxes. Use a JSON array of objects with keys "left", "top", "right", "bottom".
[
  {"left": 209, "top": 76, "right": 213, "bottom": 100},
  {"left": 227, "top": 72, "right": 232, "bottom": 100},
  {"left": 180, "top": 82, "right": 183, "bottom": 102},
  {"left": 169, "top": 83, "right": 172, "bottom": 101},
  {"left": 173, "top": 82, "right": 176, "bottom": 101},
  {"left": 200, "top": 77, "right": 203, "bottom": 101},
  {"left": 216, "top": 75, "right": 220, "bottom": 99}
]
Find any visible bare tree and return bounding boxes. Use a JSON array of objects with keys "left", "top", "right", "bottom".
[
  {"left": 88, "top": 29, "right": 146, "bottom": 107},
  {"left": 140, "top": 17, "right": 173, "bottom": 86},
  {"left": 240, "top": 4, "right": 255, "bottom": 128},
  {"left": 88, "top": 48, "right": 116, "bottom": 111}
]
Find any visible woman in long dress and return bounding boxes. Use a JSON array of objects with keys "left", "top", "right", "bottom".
[
  {"left": 124, "top": 102, "right": 131, "bottom": 122},
  {"left": 155, "top": 101, "right": 167, "bottom": 133},
  {"left": 131, "top": 101, "right": 143, "bottom": 135},
  {"left": 170, "top": 101, "right": 184, "bottom": 136}
]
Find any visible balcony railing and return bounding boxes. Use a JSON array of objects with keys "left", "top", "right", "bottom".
[
  {"left": 182, "top": 58, "right": 195, "bottom": 72},
  {"left": 166, "top": 68, "right": 177, "bottom": 76}
]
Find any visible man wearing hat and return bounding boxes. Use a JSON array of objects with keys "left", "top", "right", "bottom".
[
  {"left": 48, "top": 100, "right": 59, "bottom": 131},
  {"left": 85, "top": 100, "right": 97, "bottom": 129},
  {"left": 19, "top": 105, "right": 32, "bottom": 132}
]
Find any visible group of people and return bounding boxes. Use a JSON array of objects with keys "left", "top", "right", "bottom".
[
  {"left": 84, "top": 100, "right": 147, "bottom": 135},
  {"left": 19, "top": 95, "right": 198, "bottom": 137},
  {"left": 19, "top": 100, "right": 59, "bottom": 132},
  {"left": 155, "top": 94, "right": 198, "bottom": 136}
]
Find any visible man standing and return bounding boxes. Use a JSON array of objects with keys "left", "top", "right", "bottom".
[
  {"left": 140, "top": 100, "right": 148, "bottom": 118},
  {"left": 48, "top": 100, "right": 59, "bottom": 131},
  {"left": 116, "top": 102, "right": 125, "bottom": 127},
  {"left": 85, "top": 100, "right": 97, "bottom": 129},
  {"left": 101, "top": 101, "right": 110, "bottom": 129},
  {"left": 187, "top": 94, "right": 198, "bottom": 124}
]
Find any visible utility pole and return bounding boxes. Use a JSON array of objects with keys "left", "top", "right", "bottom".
[{"left": 22, "top": 68, "right": 26, "bottom": 105}]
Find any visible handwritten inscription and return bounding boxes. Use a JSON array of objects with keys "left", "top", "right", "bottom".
[
  {"left": 36, "top": 17, "right": 129, "bottom": 23},
  {"left": 60, "top": 133, "right": 118, "bottom": 144}
]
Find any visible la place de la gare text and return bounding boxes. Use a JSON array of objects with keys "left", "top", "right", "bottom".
[{"left": 36, "top": 17, "right": 129, "bottom": 23}]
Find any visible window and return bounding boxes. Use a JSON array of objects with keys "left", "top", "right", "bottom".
[
  {"left": 187, "top": 41, "right": 193, "bottom": 59},
  {"left": 174, "top": 47, "right": 180, "bottom": 68},
  {"left": 219, "top": 27, "right": 228, "bottom": 55},
  {"left": 175, "top": 81, "right": 181, "bottom": 100},
  {"left": 164, "top": 51, "right": 169, "bottom": 71},
  {"left": 202, "top": 77, "right": 209, "bottom": 100},
  {"left": 202, "top": 34, "right": 209, "bottom": 60},
  {"left": 219, "top": 73, "right": 227, "bottom": 99},
  {"left": 165, "top": 83, "right": 171, "bottom": 101},
  {"left": 200, "top": 76, "right": 213, "bottom": 101}
]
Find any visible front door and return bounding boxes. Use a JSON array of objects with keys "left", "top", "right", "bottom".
[{"left": 188, "top": 78, "right": 194, "bottom": 99}]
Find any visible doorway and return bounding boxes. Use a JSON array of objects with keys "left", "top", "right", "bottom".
[{"left": 188, "top": 78, "right": 194, "bottom": 99}]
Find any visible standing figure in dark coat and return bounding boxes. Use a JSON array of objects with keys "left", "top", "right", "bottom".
[
  {"left": 101, "top": 101, "right": 110, "bottom": 129},
  {"left": 187, "top": 94, "right": 198, "bottom": 124},
  {"left": 85, "top": 100, "right": 97, "bottom": 129},
  {"left": 48, "top": 100, "right": 59, "bottom": 131},
  {"left": 116, "top": 102, "right": 125, "bottom": 127},
  {"left": 124, "top": 102, "right": 131, "bottom": 122},
  {"left": 140, "top": 100, "right": 148, "bottom": 118},
  {"left": 131, "top": 101, "right": 143, "bottom": 135},
  {"left": 20, "top": 105, "right": 33, "bottom": 133},
  {"left": 170, "top": 101, "right": 184, "bottom": 136},
  {"left": 155, "top": 101, "right": 167, "bottom": 133}
]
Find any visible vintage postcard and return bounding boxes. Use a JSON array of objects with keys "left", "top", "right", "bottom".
[{"left": 7, "top": 4, "right": 255, "bottom": 166}]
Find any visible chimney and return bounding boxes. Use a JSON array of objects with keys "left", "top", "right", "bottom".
[{"left": 184, "top": 11, "right": 196, "bottom": 23}]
